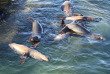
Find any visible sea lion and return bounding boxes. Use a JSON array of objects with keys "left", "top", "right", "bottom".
[
  {"left": 27, "top": 17, "right": 43, "bottom": 48},
  {"left": 57, "top": 16, "right": 102, "bottom": 22},
  {"left": 54, "top": 21, "right": 104, "bottom": 41},
  {"left": 66, "top": 16, "right": 102, "bottom": 22},
  {"left": 61, "top": 1, "right": 84, "bottom": 17},
  {"left": 57, "top": 16, "right": 102, "bottom": 28},
  {"left": 66, "top": 22, "right": 90, "bottom": 36},
  {"left": 61, "top": 1, "right": 73, "bottom": 17},
  {"left": 9, "top": 43, "right": 49, "bottom": 64},
  {"left": 64, "top": 22, "right": 104, "bottom": 40}
]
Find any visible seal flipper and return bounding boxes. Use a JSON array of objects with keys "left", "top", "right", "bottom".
[
  {"left": 20, "top": 54, "right": 28, "bottom": 64},
  {"left": 59, "top": 27, "right": 71, "bottom": 34}
]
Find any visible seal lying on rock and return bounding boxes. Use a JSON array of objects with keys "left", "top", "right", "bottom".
[
  {"left": 27, "top": 17, "right": 43, "bottom": 48},
  {"left": 9, "top": 43, "right": 49, "bottom": 64}
]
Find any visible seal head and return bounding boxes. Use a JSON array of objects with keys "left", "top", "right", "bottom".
[{"left": 28, "top": 35, "right": 41, "bottom": 43}]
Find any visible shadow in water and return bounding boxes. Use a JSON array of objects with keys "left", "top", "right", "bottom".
[{"left": 0, "top": 0, "right": 27, "bottom": 44}]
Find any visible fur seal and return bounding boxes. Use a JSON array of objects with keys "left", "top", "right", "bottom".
[
  {"left": 9, "top": 43, "right": 49, "bottom": 64},
  {"left": 27, "top": 17, "right": 43, "bottom": 48}
]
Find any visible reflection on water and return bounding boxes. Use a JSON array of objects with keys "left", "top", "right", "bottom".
[{"left": 0, "top": 0, "right": 110, "bottom": 74}]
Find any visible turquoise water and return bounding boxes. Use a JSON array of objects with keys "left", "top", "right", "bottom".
[{"left": 0, "top": 0, "right": 110, "bottom": 74}]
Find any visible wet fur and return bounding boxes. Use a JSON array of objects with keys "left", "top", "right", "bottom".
[
  {"left": 27, "top": 17, "right": 43, "bottom": 48},
  {"left": 9, "top": 43, "right": 49, "bottom": 64}
]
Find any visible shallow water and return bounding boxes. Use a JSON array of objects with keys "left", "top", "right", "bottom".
[{"left": 0, "top": 0, "right": 110, "bottom": 74}]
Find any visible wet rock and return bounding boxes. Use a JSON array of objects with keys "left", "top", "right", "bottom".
[{"left": 0, "top": 0, "right": 11, "bottom": 20}]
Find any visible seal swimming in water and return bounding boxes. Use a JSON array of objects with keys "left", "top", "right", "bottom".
[
  {"left": 57, "top": 16, "right": 102, "bottom": 23},
  {"left": 61, "top": 1, "right": 73, "bottom": 17},
  {"left": 60, "top": 21, "right": 104, "bottom": 40},
  {"left": 61, "top": 1, "right": 83, "bottom": 17},
  {"left": 56, "top": 16, "right": 104, "bottom": 40},
  {"left": 57, "top": 16, "right": 102, "bottom": 28},
  {"left": 60, "top": 1, "right": 102, "bottom": 28},
  {"left": 27, "top": 17, "right": 43, "bottom": 48},
  {"left": 9, "top": 43, "right": 49, "bottom": 64}
]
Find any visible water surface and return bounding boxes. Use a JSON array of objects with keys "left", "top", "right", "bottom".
[{"left": 0, "top": 0, "right": 110, "bottom": 74}]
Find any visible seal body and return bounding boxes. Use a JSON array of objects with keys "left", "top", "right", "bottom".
[
  {"left": 59, "top": 16, "right": 102, "bottom": 28},
  {"left": 65, "top": 16, "right": 102, "bottom": 22},
  {"left": 66, "top": 22, "right": 91, "bottom": 36},
  {"left": 9, "top": 43, "right": 49, "bottom": 64},
  {"left": 54, "top": 32, "right": 71, "bottom": 41},
  {"left": 32, "top": 20, "right": 43, "bottom": 36},
  {"left": 29, "top": 49, "right": 49, "bottom": 61},
  {"left": 9, "top": 43, "right": 29, "bottom": 55}
]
